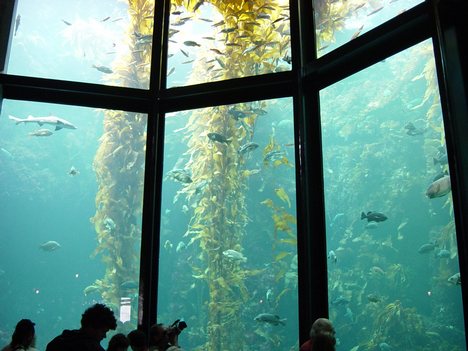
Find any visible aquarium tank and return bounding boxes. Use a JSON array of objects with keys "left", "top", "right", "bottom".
[{"left": 0, "top": 0, "right": 466, "bottom": 350}]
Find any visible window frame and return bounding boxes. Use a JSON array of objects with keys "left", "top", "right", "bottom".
[{"left": 0, "top": 0, "right": 467, "bottom": 346}]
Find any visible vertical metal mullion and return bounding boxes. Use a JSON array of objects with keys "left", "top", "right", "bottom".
[
  {"left": 294, "top": 0, "right": 328, "bottom": 345},
  {"left": 140, "top": 0, "right": 170, "bottom": 336},
  {"left": 0, "top": 0, "right": 16, "bottom": 73},
  {"left": 431, "top": 0, "right": 468, "bottom": 345}
]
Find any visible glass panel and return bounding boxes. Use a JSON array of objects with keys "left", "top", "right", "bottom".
[
  {"left": 0, "top": 100, "right": 147, "bottom": 349},
  {"left": 321, "top": 39, "right": 466, "bottom": 350},
  {"left": 313, "top": 0, "right": 424, "bottom": 57},
  {"left": 158, "top": 98, "right": 298, "bottom": 349},
  {"left": 166, "top": 0, "right": 291, "bottom": 88},
  {"left": 7, "top": 0, "right": 154, "bottom": 89}
]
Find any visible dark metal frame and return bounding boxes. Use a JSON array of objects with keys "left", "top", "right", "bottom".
[{"left": 0, "top": 0, "right": 467, "bottom": 346}]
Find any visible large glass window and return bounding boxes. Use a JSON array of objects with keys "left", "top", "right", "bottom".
[
  {"left": 167, "top": 0, "right": 291, "bottom": 87},
  {"left": 158, "top": 98, "right": 298, "bottom": 349},
  {"left": 0, "top": 100, "right": 146, "bottom": 348},
  {"left": 313, "top": 0, "right": 424, "bottom": 57},
  {"left": 321, "top": 39, "right": 465, "bottom": 350},
  {"left": 7, "top": 0, "right": 153, "bottom": 89}
]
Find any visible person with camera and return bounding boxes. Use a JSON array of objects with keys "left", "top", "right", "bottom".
[{"left": 148, "top": 320, "right": 186, "bottom": 351}]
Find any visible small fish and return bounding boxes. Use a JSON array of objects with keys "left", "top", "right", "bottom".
[
  {"left": 39, "top": 241, "right": 61, "bottom": 252},
  {"left": 14, "top": 14, "right": 21, "bottom": 36},
  {"left": 167, "top": 67, "right": 175, "bottom": 76},
  {"left": 238, "top": 142, "right": 259, "bottom": 155},
  {"left": 29, "top": 129, "right": 53, "bottom": 137},
  {"left": 327, "top": 250, "right": 337, "bottom": 263},
  {"left": 223, "top": 249, "right": 247, "bottom": 262},
  {"left": 404, "top": 122, "right": 425, "bottom": 136},
  {"left": 183, "top": 40, "right": 201, "bottom": 47},
  {"left": 254, "top": 313, "right": 286, "bottom": 326},
  {"left": 436, "top": 249, "right": 451, "bottom": 258},
  {"left": 350, "top": 24, "right": 364, "bottom": 40},
  {"left": 207, "top": 132, "right": 230, "bottom": 144},
  {"left": 92, "top": 64, "right": 113, "bottom": 74},
  {"left": 367, "top": 293, "right": 381, "bottom": 303},
  {"left": 212, "top": 20, "right": 225, "bottom": 27},
  {"left": 167, "top": 169, "right": 192, "bottom": 183},
  {"left": 180, "top": 49, "right": 189, "bottom": 57},
  {"left": 228, "top": 109, "right": 249, "bottom": 120},
  {"left": 192, "top": 0, "right": 204, "bottom": 11},
  {"left": 62, "top": 19, "right": 72, "bottom": 26},
  {"left": 68, "top": 166, "right": 79, "bottom": 176},
  {"left": 263, "top": 150, "right": 286, "bottom": 163},
  {"left": 426, "top": 175, "right": 451, "bottom": 198},
  {"left": 101, "top": 16, "right": 111, "bottom": 22},
  {"left": 367, "top": 6, "right": 384, "bottom": 16},
  {"left": 210, "top": 48, "right": 224, "bottom": 55},
  {"left": 448, "top": 272, "right": 461, "bottom": 285},
  {"left": 361, "top": 211, "right": 387, "bottom": 222},
  {"left": 418, "top": 242, "right": 437, "bottom": 254}
]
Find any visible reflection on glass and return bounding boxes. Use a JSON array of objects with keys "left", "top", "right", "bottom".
[
  {"left": 0, "top": 100, "right": 146, "bottom": 349},
  {"left": 321, "top": 39, "right": 466, "bottom": 350},
  {"left": 167, "top": 1, "right": 291, "bottom": 87},
  {"left": 158, "top": 98, "right": 298, "bottom": 349},
  {"left": 313, "top": 0, "right": 424, "bottom": 57},
  {"left": 7, "top": 0, "right": 153, "bottom": 89}
]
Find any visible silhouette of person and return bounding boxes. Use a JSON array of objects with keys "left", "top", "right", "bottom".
[
  {"left": 1, "top": 319, "right": 37, "bottom": 351},
  {"left": 107, "top": 333, "right": 130, "bottom": 351},
  {"left": 46, "top": 303, "right": 117, "bottom": 351},
  {"left": 127, "top": 330, "right": 148, "bottom": 351},
  {"left": 300, "top": 318, "right": 336, "bottom": 351},
  {"left": 148, "top": 324, "right": 182, "bottom": 351}
]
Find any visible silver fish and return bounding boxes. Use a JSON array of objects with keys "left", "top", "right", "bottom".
[
  {"left": 222, "top": 249, "right": 247, "bottom": 262},
  {"left": 254, "top": 313, "right": 286, "bottom": 326},
  {"left": 39, "top": 241, "right": 61, "bottom": 252}
]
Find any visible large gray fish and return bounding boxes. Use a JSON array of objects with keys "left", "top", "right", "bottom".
[
  {"left": 254, "top": 313, "right": 286, "bottom": 326},
  {"left": 426, "top": 175, "right": 451, "bottom": 198},
  {"left": 9, "top": 115, "right": 77, "bottom": 131}
]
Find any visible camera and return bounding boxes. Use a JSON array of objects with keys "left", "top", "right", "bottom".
[{"left": 168, "top": 319, "right": 187, "bottom": 334}]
